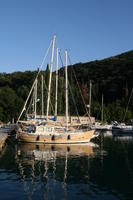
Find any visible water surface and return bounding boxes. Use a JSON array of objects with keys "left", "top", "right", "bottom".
[{"left": 0, "top": 133, "right": 133, "bottom": 200}]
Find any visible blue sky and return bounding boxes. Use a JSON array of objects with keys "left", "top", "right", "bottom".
[{"left": 0, "top": 0, "right": 133, "bottom": 73}]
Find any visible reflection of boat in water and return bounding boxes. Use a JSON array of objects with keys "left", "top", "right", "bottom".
[
  {"left": 17, "top": 143, "right": 96, "bottom": 159},
  {"left": 95, "top": 130, "right": 112, "bottom": 138},
  {"left": 1, "top": 137, "right": 132, "bottom": 200},
  {"left": 113, "top": 135, "right": 133, "bottom": 141},
  {"left": 15, "top": 142, "right": 97, "bottom": 199}
]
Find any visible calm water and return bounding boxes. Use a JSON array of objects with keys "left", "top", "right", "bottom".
[{"left": 0, "top": 133, "right": 133, "bottom": 200}]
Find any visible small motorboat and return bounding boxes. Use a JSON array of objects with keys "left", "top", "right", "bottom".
[{"left": 112, "top": 121, "right": 133, "bottom": 135}]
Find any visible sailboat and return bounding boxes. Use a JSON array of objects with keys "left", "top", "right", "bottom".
[
  {"left": 95, "top": 94, "right": 112, "bottom": 131},
  {"left": 17, "top": 35, "right": 96, "bottom": 144},
  {"left": 112, "top": 88, "right": 133, "bottom": 135}
]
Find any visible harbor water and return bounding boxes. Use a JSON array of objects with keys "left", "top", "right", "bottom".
[{"left": 0, "top": 131, "right": 133, "bottom": 200}]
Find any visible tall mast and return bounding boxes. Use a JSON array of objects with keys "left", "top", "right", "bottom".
[
  {"left": 46, "top": 35, "right": 56, "bottom": 121},
  {"left": 34, "top": 78, "right": 38, "bottom": 119},
  {"left": 54, "top": 48, "right": 58, "bottom": 117},
  {"left": 65, "top": 50, "right": 68, "bottom": 131},
  {"left": 41, "top": 75, "right": 44, "bottom": 117},
  {"left": 101, "top": 94, "right": 104, "bottom": 122},
  {"left": 89, "top": 80, "right": 92, "bottom": 115},
  {"left": 32, "top": 87, "right": 35, "bottom": 114}
]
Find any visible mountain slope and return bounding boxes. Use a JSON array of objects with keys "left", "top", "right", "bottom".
[{"left": 0, "top": 50, "right": 133, "bottom": 122}]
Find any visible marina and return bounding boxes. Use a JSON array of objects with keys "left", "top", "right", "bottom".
[{"left": 0, "top": 1, "right": 132, "bottom": 199}]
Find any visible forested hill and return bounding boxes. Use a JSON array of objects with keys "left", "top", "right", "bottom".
[
  {"left": 0, "top": 50, "right": 133, "bottom": 123},
  {"left": 70, "top": 50, "right": 133, "bottom": 103}
]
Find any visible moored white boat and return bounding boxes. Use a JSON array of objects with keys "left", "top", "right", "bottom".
[
  {"left": 95, "top": 123, "right": 112, "bottom": 131},
  {"left": 112, "top": 121, "right": 133, "bottom": 134}
]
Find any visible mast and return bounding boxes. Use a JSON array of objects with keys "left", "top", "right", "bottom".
[
  {"left": 41, "top": 75, "right": 44, "bottom": 117},
  {"left": 89, "top": 80, "right": 92, "bottom": 115},
  {"left": 32, "top": 87, "right": 35, "bottom": 114},
  {"left": 65, "top": 50, "right": 68, "bottom": 131},
  {"left": 34, "top": 78, "right": 38, "bottom": 119},
  {"left": 123, "top": 88, "right": 133, "bottom": 121},
  {"left": 54, "top": 48, "right": 58, "bottom": 117},
  {"left": 101, "top": 94, "right": 104, "bottom": 122},
  {"left": 46, "top": 35, "right": 56, "bottom": 121}
]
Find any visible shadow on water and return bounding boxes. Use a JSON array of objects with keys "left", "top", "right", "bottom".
[{"left": 0, "top": 134, "right": 133, "bottom": 200}]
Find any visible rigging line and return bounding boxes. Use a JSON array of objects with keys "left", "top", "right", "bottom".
[
  {"left": 17, "top": 39, "right": 52, "bottom": 122},
  {"left": 25, "top": 94, "right": 33, "bottom": 116},
  {"left": 39, "top": 39, "right": 53, "bottom": 74},
  {"left": 59, "top": 51, "right": 80, "bottom": 120},
  {"left": 92, "top": 83, "right": 106, "bottom": 120},
  {"left": 68, "top": 53, "right": 92, "bottom": 124},
  {"left": 123, "top": 88, "right": 133, "bottom": 122},
  {"left": 67, "top": 54, "right": 86, "bottom": 115},
  {"left": 68, "top": 81, "right": 80, "bottom": 121},
  {"left": 92, "top": 91, "right": 102, "bottom": 120}
]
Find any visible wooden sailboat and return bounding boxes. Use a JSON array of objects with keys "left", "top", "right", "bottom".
[{"left": 17, "top": 35, "right": 95, "bottom": 144}]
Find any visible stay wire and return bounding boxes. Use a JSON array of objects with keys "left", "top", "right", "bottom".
[
  {"left": 123, "top": 88, "right": 133, "bottom": 122},
  {"left": 68, "top": 53, "right": 92, "bottom": 124},
  {"left": 17, "top": 39, "right": 52, "bottom": 122}
]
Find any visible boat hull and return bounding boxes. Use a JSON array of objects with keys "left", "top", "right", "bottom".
[
  {"left": 17, "top": 129, "right": 95, "bottom": 144},
  {"left": 112, "top": 125, "right": 133, "bottom": 134}
]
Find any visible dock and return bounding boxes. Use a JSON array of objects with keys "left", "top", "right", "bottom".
[{"left": 0, "top": 123, "right": 16, "bottom": 150}]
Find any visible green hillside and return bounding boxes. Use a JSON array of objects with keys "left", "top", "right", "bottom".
[{"left": 0, "top": 50, "right": 133, "bottom": 123}]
